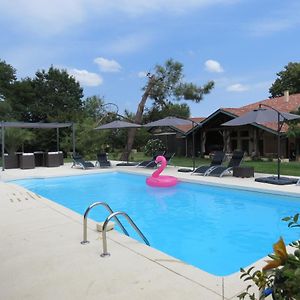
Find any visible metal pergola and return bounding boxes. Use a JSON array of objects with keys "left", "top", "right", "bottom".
[{"left": 1, "top": 121, "right": 75, "bottom": 171}]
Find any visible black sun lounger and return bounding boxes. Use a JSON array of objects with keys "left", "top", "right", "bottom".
[
  {"left": 137, "top": 151, "right": 165, "bottom": 168},
  {"left": 163, "top": 152, "right": 175, "bottom": 165},
  {"left": 206, "top": 150, "right": 244, "bottom": 177},
  {"left": 71, "top": 154, "right": 95, "bottom": 169},
  {"left": 192, "top": 151, "right": 225, "bottom": 175},
  {"left": 95, "top": 153, "right": 111, "bottom": 168}
]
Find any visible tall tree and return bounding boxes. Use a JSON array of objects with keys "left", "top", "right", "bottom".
[
  {"left": 0, "top": 59, "right": 17, "bottom": 120},
  {"left": 0, "top": 59, "right": 16, "bottom": 99},
  {"left": 121, "top": 59, "right": 214, "bottom": 160},
  {"left": 269, "top": 62, "right": 300, "bottom": 97},
  {"left": 31, "top": 66, "right": 84, "bottom": 122},
  {"left": 144, "top": 103, "right": 190, "bottom": 123}
]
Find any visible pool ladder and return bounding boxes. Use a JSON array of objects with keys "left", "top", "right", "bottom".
[{"left": 81, "top": 202, "right": 150, "bottom": 257}]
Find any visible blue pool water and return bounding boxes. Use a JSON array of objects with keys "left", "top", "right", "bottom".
[{"left": 12, "top": 172, "right": 300, "bottom": 276}]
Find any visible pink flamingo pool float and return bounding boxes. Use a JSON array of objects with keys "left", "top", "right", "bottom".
[{"left": 146, "top": 156, "right": 178, "bottom": 187}]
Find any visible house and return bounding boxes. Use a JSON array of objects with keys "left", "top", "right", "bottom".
[
  {"left": 191, "top": 91, "right": 300, "bottom": 159},
  {"left": 152, "top": 92, "right": 300, "bottom": 159}
]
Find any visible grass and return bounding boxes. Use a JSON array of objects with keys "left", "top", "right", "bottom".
[{"left": 126, "top": 152, "right": 300, "bottom": 177}]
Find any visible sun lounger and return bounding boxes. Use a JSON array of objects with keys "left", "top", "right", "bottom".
[
  {"left": 71, "top": 154, "right": 95, "bottom": 169},
  {"left": 206, "top": 150, "right": 244, "bottom": 177},
  {"left": 192, "top": 151, "right": 225, "bottom": 175},
  {"left": 137, "top": 151, "right": 165, "bottom": 168},
  {"left": 164, "top": 152, "right": 175, "bottom": 165},
  {"left": 95, "top": 153, "right": 111, "bottom": 168}
]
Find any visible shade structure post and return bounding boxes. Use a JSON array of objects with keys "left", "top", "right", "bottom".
[
  {"left": 1, "top": 122, "right": 4, "bottom": 171},
  {"left": 277, "top": 112, "right": 280, "bottom": 180},
  {"left": 192, "top": 121, "right": 196, "bottom": 171}
]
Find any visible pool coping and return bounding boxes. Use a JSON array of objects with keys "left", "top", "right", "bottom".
[{"left": 1, "top": 162, "right": 299, "bottom": 299}]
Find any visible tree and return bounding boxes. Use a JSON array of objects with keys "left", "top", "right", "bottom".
[
  {"left": 144, "top": 103, "right": 190, "bottom": 123},
  {"left": 73, "top": 96, "right": 110, "bottom": 157},
  {"left": 24, "top": 66, "right": 85, "bottom": 151},
  {"left": 0, "top": 59, "right": 16, "bottom": 99},
  {"left": 31, "top": 66, "right": 84, "bottom": 123},
  {"left": 269, "top": 62, "right": 300, "bottom": 97},
  {"left": 121, "top": 59, "right": 214, "bottom": 160},
  {"left": 82, "top": 96, "right": 106, "bottom": 121},
  {"left": 0, "top": 60, "right": 17, "bottom": 120}
]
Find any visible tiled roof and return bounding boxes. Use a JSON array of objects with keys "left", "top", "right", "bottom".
[
  {"left": 175, "top": 117, "right": 205, "bottom": 133},
  {"left": 221, "top": 93, "right": 300, "bottom": 133}
]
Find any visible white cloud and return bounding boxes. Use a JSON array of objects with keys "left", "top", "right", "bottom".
[
  {"left": 0, "top": 0, "right": 85, "bottom": 35},
  {"left": 204, "top": 60, "right": 224, "bottom": 73},
  {"left": 137, "top": 71, "right": 147, "bottom": 78},
  {"left": 226, "top": 83, "right": 249, "bottom": 92},
  {"left": 68, "top": 68, "right": 103, "bottom": 86},
  {"left": 0, "top": 0, "right": 237, "bottom": 35},
  {"left": 94, "top": 57, "right": 122, "bottom": 72},
  {"left": 248, "top": 1, "right": 300, "bottom": 36}
]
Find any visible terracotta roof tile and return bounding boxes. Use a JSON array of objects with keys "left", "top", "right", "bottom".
[{"left": 175, "top": 117, "right": 205, "bottom": 133}]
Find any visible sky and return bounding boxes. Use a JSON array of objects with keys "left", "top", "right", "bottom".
[{"left": 1, "top": 0, "right": 300, "bottom": 117}]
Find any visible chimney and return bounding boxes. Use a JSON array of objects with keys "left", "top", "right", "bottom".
[{"left": 284, "top": 90, "right": 289, "bottom": 102}]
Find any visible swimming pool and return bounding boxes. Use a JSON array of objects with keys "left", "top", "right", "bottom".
[{"left": 13, "top": 172, "right": 300, "bottom": 276}]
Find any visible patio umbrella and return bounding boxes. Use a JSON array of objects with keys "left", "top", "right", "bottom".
[
  {"left": 143, "top": 116, "right": 194, "bottom": 127},
  {"left": 95, "top": 120, "right": 141, "bottom": 166},
  {"left": 222, "top": 108, "right": 300, "bottom": 126},
  {"left": 95, "top": 120, "right": 141, "bottom": 130},
  {"left": 222, "top": 106, "right": 300, "bottom": 185},
  {"left": 143, "top": 117, "right": 199, "bottom": 171}
]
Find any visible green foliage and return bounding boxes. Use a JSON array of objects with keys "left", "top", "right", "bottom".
[
  {"left": 269, "top": 62, "right": 300, "bottom": 97},
  {"left": 238, "top": 267, "right": 274, "bottom": 300},
  {"left": 73, "top": 118, "right": 107, "bottom": 158},
  {"left": 146, "top": 59, "right": 214, "bottom": 104},
  {"left": 282, "top": 214, "right": 300, "bottom": 228},
  {"left": 83, "top": 96, "right": 106, "bottom": 122},
  {"left": 0, "top": 60, "right": 17, "bottom": 119},
  {"left": 3, "top": 128, "right": 35, "bottom": 154},
  {"left": 32, "top": 66, "right": 84, "bottom": 122},
  {"left": 239, "top": 213, "right": 300, "bottom": 300},
  {"left": 144, "top": 102, "right": 190, "bottom": 123},
  {"left": 0, "top": 59, "right": 16, "bottom": 100},
  {"left": 144, "top": 139, "right": 165, "bottom": 156}
]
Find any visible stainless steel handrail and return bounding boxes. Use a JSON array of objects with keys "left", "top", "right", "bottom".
[
  {"left": 81, "top": 202, "right": 129, "bottom": 244},
  {"left": 101, "top": 211, "right": 150, "bottom": 257}
]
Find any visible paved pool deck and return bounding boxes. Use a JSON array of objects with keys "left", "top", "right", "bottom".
[{"left": 0, "top": 162, "right": 299, "bottom": 300}]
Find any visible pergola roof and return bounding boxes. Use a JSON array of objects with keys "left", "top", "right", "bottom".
[{"left": 1, "top": 121, "right": 73, "bottom": 129}]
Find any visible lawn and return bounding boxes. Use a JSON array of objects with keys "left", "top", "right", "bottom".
[{"left": 127, "top": 152, "right": 300, "bottom": 177}]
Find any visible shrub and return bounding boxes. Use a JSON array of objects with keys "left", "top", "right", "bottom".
[{"left": 144, "top": 139, "right": 165, "bottom": 156}]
